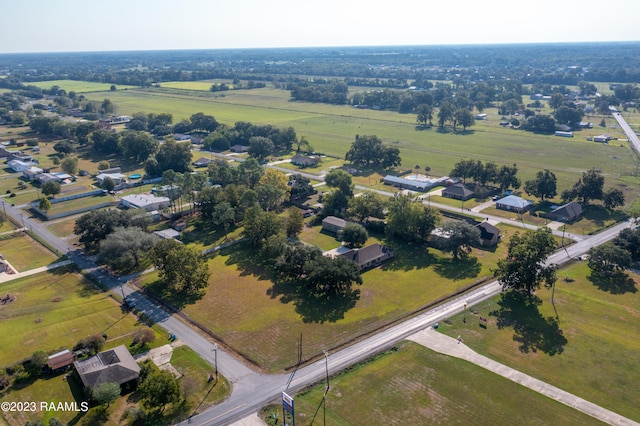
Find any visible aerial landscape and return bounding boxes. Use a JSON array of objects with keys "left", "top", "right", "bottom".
[{"left": 0, "top": 1, "right": 639, "bottom": 426}]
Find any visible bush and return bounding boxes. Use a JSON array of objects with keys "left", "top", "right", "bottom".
[{"left": 74, "top": 334, "right": 105, "bottom": 355}]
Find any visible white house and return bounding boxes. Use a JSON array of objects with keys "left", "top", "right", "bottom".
[
  {"left": 7, "top": 159, "right": 38, "bottom": 173},
  {"left": 96, "top": 173, "right": 126, "bottom": 185},
  {"left": 121, "top": 193, "right": 170, "bottom": 211}
]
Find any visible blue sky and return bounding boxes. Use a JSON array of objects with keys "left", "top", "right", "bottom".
[{"left": 2, "top": 0, "right": 639, "bottom": 53}]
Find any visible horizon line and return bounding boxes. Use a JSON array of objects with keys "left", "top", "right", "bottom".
[{"left": 1, "top": 40, "right": 639, "bottom": 56}]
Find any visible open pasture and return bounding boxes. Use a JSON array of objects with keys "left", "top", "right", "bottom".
[
  {"left": 273, "top": 342, "right": 604, "bottom": 426},
  {"left": 84, "top": 86, "right": 639, "bottom": 198},
  {"left": 26, "top": 79, "right": 136, "bottom": 93},
  {"left": 440, "top": 261, "right": 640, "bottom": 421},
  {"left": 141, "top": 223, "right": 522, "bottom": 371}
]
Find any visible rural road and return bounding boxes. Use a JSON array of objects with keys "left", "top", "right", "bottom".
[{"left": 2, "top": 110, "right": 637, "bottom": 425}]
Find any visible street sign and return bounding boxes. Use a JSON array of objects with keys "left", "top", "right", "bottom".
[{"left": 282, "top": 391, "right": 295, "bottom": 426}]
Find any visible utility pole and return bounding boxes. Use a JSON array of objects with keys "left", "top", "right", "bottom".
[{"left": 212, "top": 344, "right": 219, "bottom": 382}]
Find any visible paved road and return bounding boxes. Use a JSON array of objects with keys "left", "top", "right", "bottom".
[
  {"left": 611, "top": 111, "right": 640, "bottom": 154},
  {"left": 2, "top": 166, "right": 633, "bottom": 425}
]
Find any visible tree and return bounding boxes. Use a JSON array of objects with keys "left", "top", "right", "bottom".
[
  {"left": 101, "top": 176, "right": 115, "bottom": 191},
  {"left": 242, "top": 205, "right": 283, "bottom": 247},
  {"left": 41, "top": 181, "right": 61, "bottom": 197},
  {"left": 565, "top": 168, "right": 604, "bottom": 204},
  {"left": 438, "top": 221, "right": 481, "bottom": 259},
  {"left": 152, "top": 139, "right": 192, "bottom": 175},
  {"left": 119, "top": 131, "right": 158, "bottom": 162},
  {"left": 98, "top": 227, "right": 159, "bottom": 273},
  {"left": 25, "top": 351, "right": 48, "bottom": 378},
  {"left": 348, "top": 191, "right": 386, "bottom": 222},
  {"left": 325, "top": 169, "right": 353, "bottom": 197},
  {"left": 305, "top": 255, "right": 362, "bottom": 297},
  {"left": 416, "top": 104, "right": 433, "bottom": 127},
  {"left": 340, "top": 222, "right": 368, "bottom": 248},
  {"left": 92, "top": 382, "right": 121, "bottom": 407},
  {"left": 38, "top": 196, "right": 51, "bottom": 212},
  {"left": 74, "top": 209, "right": 132, "bottom": 251},
  {"left": 248, "top": 136, "right": 274, "bottom": 162},
  {"left": 132, "top": 328, "right": 156, "bottom": 346},
  {"left": 603, "top": 188, "right": 625, "bottom": 210},
  {"left": 190, "top": 112, "right": 218, "bottom": 132},
  {"left": 549, "top": 93, "right": 565, "bottom": 110},
  {"left": 91, "top": 129, "right": 120, "bottom": 154},
  {"left": 256, "top": 169, "right": 290, "bottom": 210},
  {"left": 345, "top": 135, "right": 401, "bottom": 169},
  {"left": 438, "top": 102, "right": 454, "bottom": 128},
  {"left": 53, "top": 140, "right": 75, "bottom": 155},
  {"left": 386, "top": 193, "right": 439, "bottom": 243},
  {"left": 495, "top": 164, "right": 520, "bottom": 191},
  {"left": 139, "top": 370, "right": 181, "bottom": 411},
  {"left": 614, "top": 228, "right": 640, "bottom": 261},
  {"left": 524, "top": 169, "right": 557, "bottom": 201},
  {"left": 60, "top": 156, "right": 78, "bottom": 175},
  {"left": 453, "top": 108, "right": 475, "bottom": 131},
  {"left": 212, "top": 201, "right": 235, "bottom": 236},
  {"left": 588, "top": 243, "right": 631, "bottom": 276},
  {"left": 150, "top": 239, "right": 210, "bottom": 296},
  {"left": 285, "top": 208, "right": 304, "bottom": 238},
  {"left": 75, "top": 334, "right": 105, "bottom": 355},
  {"left": 493, "top": 228, "right": 557, "bottom": 296},
  {"left": 237, "top": 157, "right": 264, "bottom": 189}
]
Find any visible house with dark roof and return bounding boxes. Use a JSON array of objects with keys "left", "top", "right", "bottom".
[
  {"left": 322, "top": 216, "right": 347, "bottom": 234},
  {"left": 230, "top": 144, "right": 249, "bottom": 153},
  {"left": 74, "top": 345, "right": 140, "bottom": 391},
  {"left": 193, "top": 157, "right": 213, "bottom": 168},
  {"left": 496, "top": 195, "right": 532, "bottom": 213},
  {"left": 339, "top": 243, "right": 394, "bottom": 271},
  {"left": 441, "top": 183, "right": 474, "bottom": 201},
  {"left": 548, "top": 201, "right": 583, "bottom": 222},
  {"left": 291, "top": 155, "right": 320, "bottom": 167},
  {"left": 476, "top": 222, "right": 500, "bottom": 247}
]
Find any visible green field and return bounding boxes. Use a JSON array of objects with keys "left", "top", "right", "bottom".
[
  {"left": 264, "top": 342, "right": 603, "bottom": 426},
  {"left": 82, "top": 86, "right": 640, "bottom": 204},
  {"left": 140, "top": 223, "right": 527, "bottom": 371},
  {"left": 0, "top": 268, "right": 160, "bottom": 366},
  {"left": 26, "top": 79, "right": 136, "bottom": 93},
  {"left": 440, "top": 261, "right": 640, "bottom": 421},
  {"left": 0, "top": 233, "right": 58, "bottom": 271}
]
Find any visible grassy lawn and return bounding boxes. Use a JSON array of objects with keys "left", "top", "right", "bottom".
[
  {"left": 45, "top": 217, "right": 79, "bottom": 238},
  {"left": 264, "top": 341, "right": 604, "bottom": 426},
  {"left": 0, "top": 268, "right": 162, "bottom": 367},
  {"left": 140, "top": 222, "right": 522, "bottom": 371},
  {"left": 0, "top": 233, "right": 59, "bottom": 271},
  {"left": 439, "top": 261, "right": 640, "bottom": 421},
  {"left": 44, "top": 194, "right": 117, "bottom": 217}
]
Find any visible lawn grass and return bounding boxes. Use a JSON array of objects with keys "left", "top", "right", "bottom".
[
  {"left": 0, "top": 233, "right": 58, "bottom": 271},
  {"left": 0, "top": 268, "right": 156, "bottom": 367},
  {"left": 439, "top": 261, "right": 640, "bottom": 421},
  {"left": 140, "top": 222, "right": 520, "bottom": 371},
  {"left": 263, "top": 341, "right": 604, "bottom": 426},
  {"left": 45, "top": 217, "right": 79, "bottom": 238}
]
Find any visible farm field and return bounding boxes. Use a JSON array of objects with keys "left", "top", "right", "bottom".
[
  {"left": 440, "top": 261, "right": 640, "bottom": 421},
  {"left": 263, "top": 341, "right": 604, "bottom": 426},
  {"left": 140, "top": 223, "right": 526, "bottom": 371},
  {"left": 25, "top": 79, "right": 136, "bottom": 93},
  {"left": 81, "top": 85, "right": 640, "bottom": 204}
]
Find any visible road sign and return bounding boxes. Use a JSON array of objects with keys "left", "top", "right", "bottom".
[{"left": 282, "top": 391, "right": 295, "bottom": 426}]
